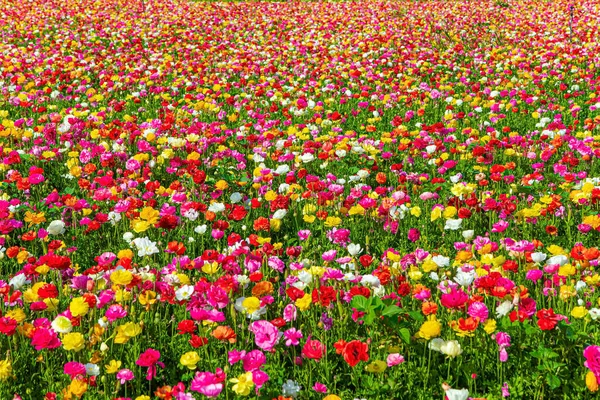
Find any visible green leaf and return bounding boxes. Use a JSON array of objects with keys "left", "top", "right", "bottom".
[
  {"left": 350, "top": 295, "right": 370, "bottom": 312},
  {"left": 399, "top": 327, "right": 411, "bottom": 344},
  {"left": 408, "top": 311, "right": 424, "bottom": 322},
  {"left": 546, "top": 374, "right": 561, "bottom": 390},
  {"left": 382, "top": 305, "right": 403, "bottom": 317},
  {"left": 363, "top": 311, "right": 376, "bottom": 326}
]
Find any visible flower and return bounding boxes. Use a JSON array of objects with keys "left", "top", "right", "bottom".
[
  {"left": 136, "top": 348, "right": 162, "bottom": 380},
  {"left": 248, "top": 320, "right": 280, "bottom": 351},
  {"left": 230, "top": 372, "right": 254, "bottom": 396},
  {"left": 341, "top": 340, "right": 369, "bottom": 367},
  {"left": 191, "top": 368, "right": 225, "bottom": 397},
  {"left": 116, "top": 369, "right": 134, "bottom": 384},
  {"left": 313, "top": 382, "right": 327, "bottom": 394},
  {"left": 47, "top": 220, "right": 65, "bottom": 235},
  {"left": 584, "top": 345, "right": 600, "bottom": 380},
  {"left": 416, "top": 316, "right": 441, "bottom": 340},
  {"left": 364, "top": 360, "right": 387, "bottom": 373},
  {"left": 62, "top": 332, "right": 85, "bottom": 352},
  {"left": 180, "top": 351, "right": 201, "bottom": 370},
  {"left": 302, "top": 339, "right": 325, "bottom": 360},
  {"left": 69, "top": 297, "right": 90, "bottom": 317},
  {"left": 110, "top": 270, "right": 133, "bottom": 286},
  {"left": 51, "top": 316, "right": 73, "bottom": 334},
  {"left": 386, "top": 353, "right": 405, "bottom": 367},
  {"left": 440, "top": 340, "right": 463, "bottom": 358},
  {"left": 586, "top": 371, "right": 599, "bottom": 392},
  {"left": 282, "top": 379, "right": 301, "bottom": 397},
  {"left": 0, "top": 359, "right": 12, "bottom": 381}
]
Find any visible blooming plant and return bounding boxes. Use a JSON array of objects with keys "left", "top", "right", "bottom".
[{"left": 0, "top": 0, "right": 600, "bottom": 399}]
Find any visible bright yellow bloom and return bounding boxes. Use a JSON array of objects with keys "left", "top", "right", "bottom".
[
  {"left": 295, "top": 293, "right": 312, "bottom": 311},
  {"left": 110, "top": 270, "right": 133, "bottom": 286},
  {"left": 139, "top": 290, "right": 157, "bottom": 306},
  {"left": 571, "top": 306, "right": 588, "bottom": 319},
  {"left": 242, "top": 297, "right": 261, "bottom": 314},
  {"left": 230, "top": 372, "right": 254, "bottom": 396},
  {"left": 324, "top": 216, "right": 342, "bottom": 227},
  {"left": 69, "top": 297, "right": 89, "bottom": 317},
  {"left": 24, "top": 211, "right": 46, "bottom": 227},
  {"left": 5, "top": 308, "right": 26, "bottom": 323},
  {"left": 114, "top": 322, "right": 142, "bottom": 344},
  {"left": 483, "top": 319, "right": 497, "bottom": 334},
  {"left": 0, "top": 359, "right": 12, "bottom": 381},
  {"left": 180, "top": 351, "right": 201, "bottom": 370},
  {"left": 416, "top": 316, "right": 441, "bottom": 340},
  {"left": 62, "top": 332, "right": 85, "bottom": 352},
  {"left": 67, "top": 379, "right": 88, "bottom": 398},
  {"left": 105, "top": 360, "right": 122, "bottom": 374},
  {"left": 139, "top": 207, "right": 159, "bottom": 223}
]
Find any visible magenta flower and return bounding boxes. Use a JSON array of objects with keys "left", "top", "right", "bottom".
[
  {"left": 584, "top": 345, "right": 600, "bottom": 379},
  {"left": 31, "top": 327, "right": 61, "bottom": 351},
  {"left": 283, "top": 328, "right": 303, "bottom": 347},
  {"left": 248, "top": 320, "right": 280, "bottom": 351},
  {"left": 387, "top": 353, "right": 405, "bottom": 367},
  {"left": 313, "top": 382, "right": 328, "bottom": 393},
  {"left": 116, "top": 369, "right": 134, "bottom": 384},
  {"left": 136, "top": 348, "right": 163, "bottom": 380},
  {"left": 190, "top": 368, "right": 225, "bottom": 398},
  {"left": 64, "top": 362, "right": 86, "bottom": 379}
]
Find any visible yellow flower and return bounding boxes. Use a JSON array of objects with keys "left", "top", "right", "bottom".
[
  {"left": 105, "top": 360, "right": 122, "bottom": 374},
  {"left": 431, "top": 207, "right": 442, "bottom": 221},
  {"left": 483, "top": 319, "right": 497, "bottom": 334},
  {"left": 416, "top": 316, "right": 441, "bottom": 340},
  {"left": 62, "top": 332, "right": 85, "bottom": 352},
  {"left": 202, "top": 262, "right": 220, "bottom": 275},
  {"left": 24, "top": 211, "right": 46, "bottom": 227},
  {"left": 410, "top": 206, "right": 422, "bottom": 217},
  {"left": 110, "top": 270, "right": 133, "bottom": 286},
  {"left": 348, "top": 205, "right": 365, "bottom": 216},
  {"left": 69, "top": 297, "right": 89, "bottom": 317},
  {"left": 295, "top": 293, "right": 312, "bottom": 311},
  {"left": 303, "top": 214, "right": 316, "bottom": 223},
  {"left": 5, "top": 308, "right": 26, "bottom": 323},
  {"left": 270, "top": 218, "right": 282, "bottom": 232},
  {"left": 117, "top": 249, "right": 134, "bottom": 259},
  {"left": 365, "top": 360, "right": 387, "bottom": 373},
  {"left": 139, "top": 207, "right": 159, "bottom": 224},
  {"left": 443, "top": 206, "right": 457, "bottom": 219},
  {"left": 215, "top": 180, "right": 229, "bottom": 191},
  {"left": 132, "top": 219, "right": 151, "bottom": 233},
  {"left": 587, "top": 371, "right": 599, "bottom": 392},
  {"left": 230, "top": 372, "right": 254, "bottom": 396},
  {"left": 67, "top": 379, "right": 88, "bottom": 398},
  {"left": 323, "top": 396, "right": 342, "bottom": 400},
  {"left": 180, "top": 351, "right": 201, "bottom": 370},
  {"left": 324, "top": 216, "right": 342, "bottom": 227},
  {"left": 571, "top": 306, "right": 588, "bottom": 319},
  {"left": 135, "top": 396, "right": 151, "bottom": 400},
  {"left": 114, "top": 322, "right": 142, "bottom": 344},
  {"left": 242, "top": 297, "right": 261, "bottom": 314},
  {"left": 139, "top": 290, "right": 157, "bottom": 306},
  {"left": 0, "top": 359, "right": 12, "bottom": 381}
]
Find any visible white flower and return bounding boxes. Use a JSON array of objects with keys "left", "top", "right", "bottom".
[
  {"left": 275, "top": 165, "right": 290, "bottom": 175},
  {"left": 208, "top": 202, "right": 225, "bottom": 213},
  {"left": 299, "top": 153, "right": 314, "bottom": 163},
  {"left": 440, "top": 340, "right": 463, "bottom": 358},
  {"left": 47, "top": 220, "right": 66, "bottom": 235},
  {"left": 131, "top": 237, "right": 159, "bottom": 257},
  {"left": 347, "top": 243, "right": 363, "bottom": 256},
  {"left": 462, "top": 230, "right": 474, "bottom": 240},
  {"left": 531, "top": 252, "right": 547, "bottom": 263},
  {"left": 444, "top": 218, "right": 463, "bottom": 230},
  {"left": 428, "top": 338, "right": 445, "bottom": 352},
  {"left": 429, "top": 272, "right": 440, "bottom": 281},
  {"left": 183, "top": 209, "right": 199, "bottom": 221},
  {"left": 108, "top": 211, "right": 121, "bottom": 225},
  {"left": 575, "top": 280, "right": 587, "bottom": 291},
  {"left": 356, "top": 169, "right": 369, "bottom": 179},
  {"left": 230, "top": 192, "right": 243, "bottom": 203},
  {"left": 282, "top": 380, "right": 301, "bottom": 397},
  {"left": 194, "top": 225, "right": 207, "bottom": 234},
  {"left": 426, "top": 145, "right": 437, "bottom": 154},
  {"left": 495, "top": 301, "right": 514, "bottom": 318},
  {"left": 361, "top": 274, "right": 381, "bottom": 287},
  {"left": 445, "top": 388, "right": 469, "bottom": 400},
  {"left": 85, "top": 363, "right": 100, "bottom": 376},
  {"left": 432, "top": 255, "right": 450, "bottom": 268},
  {"left": 123, "top": 232, "right": 134, "bottom": 244},
  {"left": 546, "top": 255, "right": 568, "bottom": 266},
  {"left": 272, "top": 209, "right": 287, "bottom": 219},
  {"left": 9, "top": 273, "right": 28, "bottom": 290},
  {"left": 454, "top": 269, "right": 475, "bottom": 287},
  {"left": 100, "top": 342, "right": 109, "bottom": 352},
  {"left": 175, "top": 285, "right": 195, "bottom": 301},
  {"left": 589, "top": 308, "right": 600, "bottom": 320}
]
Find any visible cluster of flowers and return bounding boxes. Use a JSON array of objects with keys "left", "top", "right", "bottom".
[{"left": 0, "top": 0, "right": 600, "bottom": 398}]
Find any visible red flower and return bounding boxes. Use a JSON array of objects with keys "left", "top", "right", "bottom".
[
  {"left": 302, "top": 339, "right": 325, "bottom": 360},
  {"left": 37, "top": 283, "right": 58, "bottom": 299},
  {"left": 177, "top": 320, "right": 196, "bottom": 335},
  {"left": 311, "top": 286, "right": 337, "bottom": 307},
  {"left": 0, "top": 317, "right": 18, "bottom": 335},
  {"left": 536, "top": 308, "right": 558, "bottom": 330},
  {"left": 342, "top": 340, "right": 369, "bottom": 367}
]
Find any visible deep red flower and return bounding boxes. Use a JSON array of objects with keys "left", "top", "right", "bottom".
[{"left": 342, "top": 340, "right": 369, "bottom": 367}]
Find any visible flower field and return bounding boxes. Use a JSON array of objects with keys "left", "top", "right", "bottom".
[{"left": 2, "top": 0, "right": 600, "bottom": 398}]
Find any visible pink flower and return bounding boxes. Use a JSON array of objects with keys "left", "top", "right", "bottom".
[
  {"left": 440, "top": 287, "right": 468, "bottom": 309},
  {"left": 31, "top": 327, "right": 61, "bottom": 351},
  {"left": 248, "top": 320, "right": 280, "bottom": 351},
  {"left": 467, "top": 302, "right": 489, "bottom": 321},
  {"left": 313, "top": 382, "right": 327, "bottom": 393},
  {"left": 190, "top": 368, "right": 225, "bottom": 397},
  {"left": 387, "top": 353, "right": 405, "bottom": 367},
  {"left": 283, "top": 304, "right": 297, "bottom": 322},
  {"left": 584, "top": 345, "right": 600, "bottom": 379},
  {"left": 302, "top": 338, "right": 325, "bottom": 360},
  {"left": 136, "top": 348, "right": 163, "bottom": 380},
  {"left": 242, "top": 350, "right": 266, "bottom": 372},
  {"left": 64, "top": 362, "right": 86, "bottom": 379},
  {"left": 408, "top": 228, "right": 420, "bottom": 242},
  {"left": 283, "top": 328, "right": 303, "bottom": 347},
  {"left": 116, "top": 369, "right": 134, "bottom": 384},
  {"left": 105, "top": 304, "right": 127, "bottom": 322},
  {"left": 492, "top": 220, "right": 509, "bottom": 233},
  {"left": 252, "top": 369, "right": 269, "bottom": 389}
]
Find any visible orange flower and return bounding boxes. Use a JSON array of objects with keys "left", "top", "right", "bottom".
[
  {"left": 155, "top": 385, "right": 173, "bottom": 399},
  {"left": 422, "top": 301, "right": 438, "bottom": 316},
  {"left": 252, "top": 281, "right": 274, "bottom": 297},
  {"left": 211, "top": 326, "right": 237, "bottom": 343}
]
